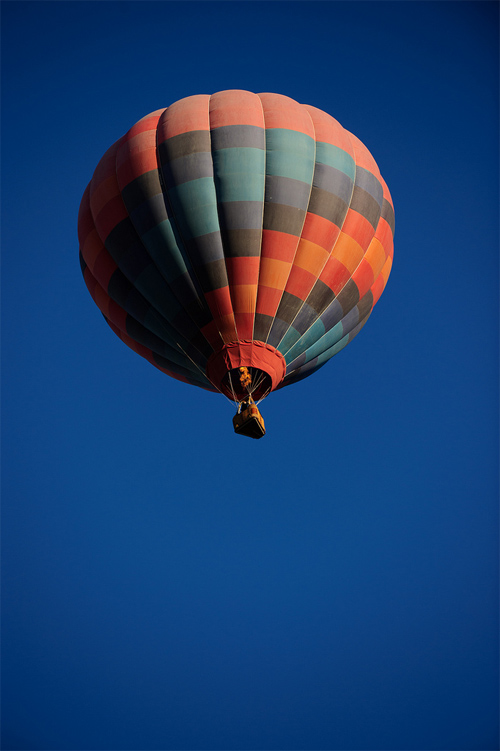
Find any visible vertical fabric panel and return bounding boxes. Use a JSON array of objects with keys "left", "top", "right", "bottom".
[
  {"left": 254, "top": 93, "right": 316, "bottom": 343},
  {"left": 157, "top": 95, "right": 238, "bottom": 346},
  {"left": 269, "top": 105, "right": 357, "bottom": 353},
  {"left": 79, "top": 183, "right": 210, "bottom": 371},
  {"left": 116, "top": 109, "right": 212, "bottom": 333},
  {"left": 209, "top": 90, "right": 266, "bottom": 339}
]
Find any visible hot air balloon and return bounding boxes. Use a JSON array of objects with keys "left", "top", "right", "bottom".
[{"left": 78, "top": 90, "right": 394, "bottom": 438}]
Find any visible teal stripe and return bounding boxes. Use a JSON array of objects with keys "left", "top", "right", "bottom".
[
  {"left": 168, "top": 178, "right": 220, "bottom": 239},
  {"left": 215, "top": 172, "right": 264, "bottom": 203},
  {"left": 284, "top": 318, "right": 325, "bottom": 363},
  {"left": 265, "top": 129, "right": 316, "bottom": 183},
  {"left": 213, "top": 147, "right": 265, "bottom": 202},
  {"left": 280, "top": 326, "right": 303, "bottom": 359},
  {"left": 301, "top": 320, "right": 345, "bottom": 364},
  {"left": 285, "top": 319, "right": 327, "bottom": 362},
  {"left": 142, "top": 308, "right": 200, "bottom": 362},
  {"left": 311, "top": 334, "right": 349, "bottom": 366},
  {"left": 315, "top": 142, "right": 355, "bottom": 180},
  {"left": 142, "top": 219, "right": 192, "bottom": 283},
  {"left": 285, "top": 317, "right": 347, "bottom": 365},
  {"left": 135, "top": 266, "right": 186, "bottom": 321}
]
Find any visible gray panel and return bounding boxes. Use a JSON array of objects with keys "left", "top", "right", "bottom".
[
  {"left": 130, "top": 193, "right": 168, "bottom": 235},
  {"left": 186, "top": 231, "right": 224, "bottom": 265},
  {"left": 262, "top": 202, "right": 305, "bottom": 236},
  {"left": 189, "top": 256, "right": 228, "bottom": 292},
  {"left": 126, "top": 315, "right": 203, "bottom": 369},
  {"left": 349, "top": 186, "right": 382, "bottom": 230},
  {"left": 253, "top": 313, "right": 274, "bottom": 343},
  {"left": 217, "top": 200, "right": 263, "bottom": 231},
  {"left": 273, "top": 290, "right": 304, "bottom": 327},
  {"left": 152, "top": 352, "right": 212, "bottom": 387},
  {"left": 163, "top": 151, "right": 213, "bottom": 189},
  {"left": 220, "top": 228, "right": 262, "bottom": 257},
  {"left": 292, "top": 302, "right": 320, "bottom": 335},
  {"left": 381, "top": 198, "right": 395, "bottom": 235},
  {"left": 267, "top": 316, "right": 289, "bottom": 346},
  {"left": 105, "top": 218, "right": 139, "bottom": 262},
  {"left": 286, "top": 355, "right": 320, "bottom": 381},
  {"left": 121, "top": 170, "right": 162, "bottom": 214},
  {"left": 319, "top": 298, "right": 343, "bottom": 330},
  {"left": 210, "top": 124, "right": 265, "bottom": 150},
  {"left": 265, "top": 175, "right": 311, "bottom": 210},
  {"left": 336, "top": 278, "right": 360, "bottom": 316},
  {"left": 159, "top": 130, "right": 211, "bottom": 162},
  {"left": 108, "top": 268, "right": 149, "bottom": 321},
  {"left": 340, "top": 305, "right": 360, "bottom": 336},
  {"left": 354, "top": 166, "right": 384, "bottom": 205},
  {"left": 347, "top": 310, "right": 371, "bottom": 343},
  {"left": 306, "top": 279, "right": 337, "bottom": 315},
  {"left": 356, "top": 289, "right": 374, "bottom": 322},
  {"left": 312, "top": 162, "right": 353, "bottom": 204},
  {"left": 307, "top": 187, "right": 348, "bottom": 227}
]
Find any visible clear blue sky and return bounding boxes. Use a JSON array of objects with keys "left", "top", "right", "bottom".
[{"left": 2, "top": 2, "right": 498, "bottom": 749}]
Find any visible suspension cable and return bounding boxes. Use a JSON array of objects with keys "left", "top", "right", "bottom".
[{"left": 227, "top": 369, "right": 239, "bottom": 406}]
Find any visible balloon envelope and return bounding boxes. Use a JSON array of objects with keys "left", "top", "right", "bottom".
[{"left": 78, "top": 90, "right": 394, "bottom": 403}]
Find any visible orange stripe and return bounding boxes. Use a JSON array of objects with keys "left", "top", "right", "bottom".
[
  {"left": 83, "top": 267, "right": 97, "bottom": 299},
  {"left": 319, "top": 257, "right": 351, "bottom": 295},
  {"left": 363, "top": 237, "right": 387, "bottom": 279},
  {"left": 257, "top": 256, "right": 291, "bottom": 291},
  {"left": 300, "top": 212, "right": 341, "bottom": 251},
  {"left": 292, "top": 238, "right": 329, "bottom": 276},
  {"left": 94, "top": 194, "right": 128, "bottom": 240},
  {"left": 381, "top": 176, "right": 394, "bottom": 210},
  {"left": 93, "top": 248, "right": 117, "bottom": 288},
  {"left": 260, "top": 230, "right": 298, "bottom": 263},
  {"left": 230, "top": 284, "right": 258, "bottom": 314},
  {"left": 200, "top": 320, "right": 226, "bottom": 349},
  {"left": 375, "top": 217, "right": 394, "bottom": 255},
  {"left": 341, "top": 210, "right": 376, "bottom": 252},
  {"left": 204, "top": 287, "right": 234, "bottom": 319},
  {"left": 329, "top": 232, "right": 364, "bottom": 275},
  {"left": 81, "top": 228, "right": 102, "bottom": 269},
  {"left": 234, "top": 312, "right": 254, "bottom": 340},
  {"left": 256, "top": 286, "right": 285, "bottom": 317},
  {"left": 304, "top": 105, "right": 353, "bottom": 155},
  {"left": 371, "top": 255, "right": 393, "bottom": 306},
  {"left": 381, "top": 255, "right": 393, "bottom": 286},
  {"left": 349, "top": 132, "right": 381, "bottom": 176},
  {"left": 90, "top": 174, "right": 120, "bottom": 217},
  {"left": 77, "top": 184, "right": 93, "bottom": 244},
  {"left": 93, "top": 283, "right": 111, "bottom": 318},
  {"left": 117, "top": 128, "right": 159, "bottom": 187},
  {"left": 225, "top": 256, "right": 260, "bottom": 287},
  {"left": 209, "top": 90, "right": 265, "bottom": 128},
  {"left": 81, "top": 226, "right": 102, "bottom": 267},
  {"left": 371, "top": 274, "right": 385, "bottom": 306},
  {"left": 231, "top": 284, "right": 258, "bottom": 340},
  {"left": 284, "top": 265, "right": 317, "bottom": 300},
  {"left": 158, "top": 94, "right": 210, "bottom": 140},
  {"left": 125, "top": 110, "right": 165, "bottom": 139},
  {"left": 351, "top": 258, "right": 374, "bottom": 299},
  {"left": 259, "top": 92, "right": 315, "bottom": 136},
  {"left": 210, "top": 314, "right": 240, "bottom": 344}
]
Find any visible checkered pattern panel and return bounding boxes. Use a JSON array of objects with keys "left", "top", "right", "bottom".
[{"left": 78, "top": 91, "right": 394, "bottom": 397}]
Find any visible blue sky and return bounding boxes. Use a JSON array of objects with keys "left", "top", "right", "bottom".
[{"left": 2, "top": 2, "right": 498, "bottom": 750}]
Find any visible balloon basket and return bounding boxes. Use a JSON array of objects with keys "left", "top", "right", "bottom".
[{"left": 232, "top": 403, "right": 266, "bottom": 439}]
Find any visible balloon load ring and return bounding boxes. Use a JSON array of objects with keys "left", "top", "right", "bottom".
[
  {"left": 206, "top": 341, "right": 286, "bottom": 402},
  {"left": 205, "top": 341, "right": 287, "bottom": 438}
]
